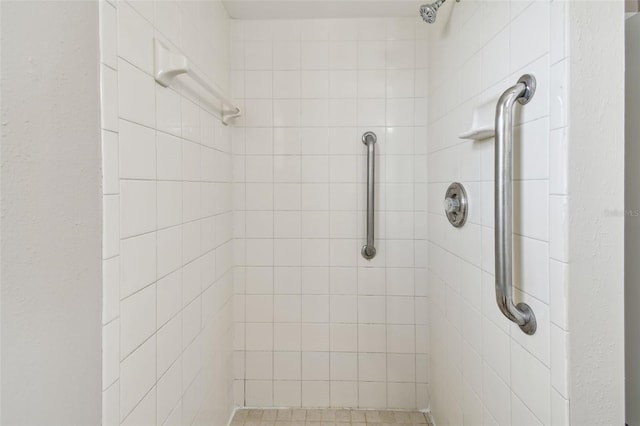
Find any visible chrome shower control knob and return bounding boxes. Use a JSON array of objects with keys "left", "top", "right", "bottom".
[
  {"left": 443, "top": 197, "right": 461, "bottom": 214},
  {"left": 444, "top": 182, "right": 468, "bottom": 228}
]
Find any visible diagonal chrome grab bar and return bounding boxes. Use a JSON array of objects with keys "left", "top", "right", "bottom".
[
  {"left": 361, "top": 132, "right": 377, "bottom": 260},
  {"left": 494, "top": 74, "right": 537, "bottom": 335}
]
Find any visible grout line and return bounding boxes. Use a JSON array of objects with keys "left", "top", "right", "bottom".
[
  {"left": 382, "top": 42, "right": 389, "bottom": 410},
  {"left": 297, "top": 35, "right": 304, "bottom": 410},
  {"left": 327, "top": 74, "right": 333, "bottom": 408},
  {"left": 271, "top": 37, "right": 277, "bottom": 407},
  {"left": 154, "top": 71, "right": 160, "bottom": 425},
  {"left": 243, "top": 38, "right": 248, "bottom": 408}
]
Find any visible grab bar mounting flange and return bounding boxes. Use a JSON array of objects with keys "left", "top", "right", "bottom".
[{"left": 516, "top": 74, "right": 536, "bottom": 105}]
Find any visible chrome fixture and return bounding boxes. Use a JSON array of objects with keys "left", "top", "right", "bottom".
[
  {"left": 419, "top": 0, "right": 460, "bottom": 24},
  {"left": 494, "top": 74, "right": 537, "bottom": 335},
  {"left": 361, "top": 132, "right": 377, "bottom": 260},
  {"left": 444, "top": 182, "right": 468, "bottom": 227}
]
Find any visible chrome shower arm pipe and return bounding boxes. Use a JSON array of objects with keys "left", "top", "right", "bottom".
[
  {"left": 361, "top": 132, "right": 376, "bottom": 260},
  {"left": 430, "top": 0, "right": 444, "bottom": 12},
  {"left": 494, "top": 74, "right": 537, "bottom": 335}
]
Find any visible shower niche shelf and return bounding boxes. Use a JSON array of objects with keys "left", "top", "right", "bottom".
[{"left": 459, "top": 97, "right": 497, "bottom": 141}]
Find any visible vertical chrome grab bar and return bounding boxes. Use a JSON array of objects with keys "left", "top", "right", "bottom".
[
  {"left": 361, "top": 131, "right": 377, "bottom": 260},
  {"left": 494, "top": 74, "right": 537, "bottom": 335}
]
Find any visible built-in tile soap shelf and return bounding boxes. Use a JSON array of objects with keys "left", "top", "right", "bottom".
[{"left": 458, "top": 98, "right": 497, "bottom": 141}]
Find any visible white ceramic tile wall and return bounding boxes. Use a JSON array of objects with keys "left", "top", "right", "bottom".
[
  {"left": 231, "top": 18, "right": 429, "bottom": 409},
  {"left": 99, "top": 1, "right": 235, "bottom": 425},
  {"left": 425, "top": 1, "right": 570, "bottom": 425}
]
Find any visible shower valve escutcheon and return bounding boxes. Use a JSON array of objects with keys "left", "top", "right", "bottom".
[{"left": 444, "top": 182, "right": 468, "bottom": 228}]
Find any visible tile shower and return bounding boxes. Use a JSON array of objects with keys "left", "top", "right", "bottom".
[
  {"left": 98, "top": 0, "right": 574, "bottom": 425},
  {"left": 100, "top": 2, "right": 235, "bottom": 424},
  {"left": 231, "top": 18, "right": 429, "bottom": 410}
]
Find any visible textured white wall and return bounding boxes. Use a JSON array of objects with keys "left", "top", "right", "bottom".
[
  {"left": 567, "top": 1, "right": 625, "bottom": 424},
  {"left": 98, "top": 1, "right": 236, "bottom": 424},
  {"left": 0, "top": 1, "right": 102, "bottom": 424}
]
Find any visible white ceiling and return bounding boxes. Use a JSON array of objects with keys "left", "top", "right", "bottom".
[{"left": 222, "top": 0, "right": 426, "bottom": 20}]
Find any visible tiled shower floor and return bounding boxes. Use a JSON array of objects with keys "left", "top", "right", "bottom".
[{"left": 230, "top": 409, "right": 433, "bottom": 426}]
